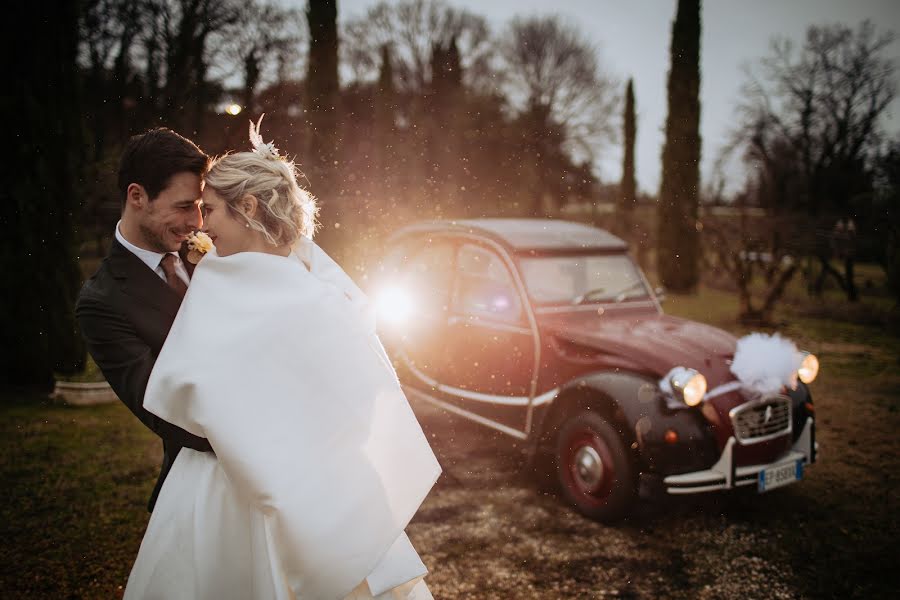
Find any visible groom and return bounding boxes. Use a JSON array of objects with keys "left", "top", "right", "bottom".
[{"left": 76, "top": 128, "right": 213, "bottom": 511}]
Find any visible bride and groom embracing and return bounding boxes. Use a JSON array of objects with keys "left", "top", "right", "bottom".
[{"left": 76, "top": 120, "right": 441, "bottom": 599}]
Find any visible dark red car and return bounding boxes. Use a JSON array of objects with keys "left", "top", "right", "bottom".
[{"left": 373, "top": 219, "right": 819, "bottom": 521}]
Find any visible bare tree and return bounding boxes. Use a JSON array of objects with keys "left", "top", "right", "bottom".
[
  {"left": 211, "top": 1, "right": 305, "bottom": 112},
  {"left": 499, "top": 15, "right": 618, "bottom": 213},
  {"left": 738, "top": 20, "right": 896, "bottom": 216},
  {"left": 78, "top": 0, "right": 146, "bottom": 156},
  {"left": 499, "top": 16, "right": 617, "bottom": 169},
  {"left": 133, "top": 0, "right": 242, "bottom": 131},
  {"left": 342, "top": 0, "right": 494, "bottom": 94},
  {"left": 703, "top": 212, "right": 799, "bottom": 325},
  {"left": 734, "top": 20, "right": 896, "bottom": 302}
]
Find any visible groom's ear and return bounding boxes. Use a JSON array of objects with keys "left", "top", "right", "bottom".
[{"left": 126, "top": 183, "right": 149, "bottom": 210}]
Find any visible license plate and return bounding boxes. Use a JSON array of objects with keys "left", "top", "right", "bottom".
[{"left": 758, "top": 460, "right": 803, "bottom": 493}]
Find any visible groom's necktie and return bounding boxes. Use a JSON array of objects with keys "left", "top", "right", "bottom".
[{"left": 159, "top": 254, "right": 188, "bottom": 298}]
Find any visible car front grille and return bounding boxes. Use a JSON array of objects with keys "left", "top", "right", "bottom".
[{"left": 730, "top": 395, "right": 792, "bottom": 445}]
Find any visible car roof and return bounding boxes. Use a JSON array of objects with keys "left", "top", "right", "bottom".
[{"left": 391, "top": 218, "right": 628, "bottom": 253}]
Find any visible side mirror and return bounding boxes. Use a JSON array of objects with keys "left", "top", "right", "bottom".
[{"left": 655, "top": 286, "right": 667, "bottom": 303}]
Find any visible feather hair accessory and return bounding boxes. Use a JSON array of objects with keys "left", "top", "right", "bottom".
[{"left": 249, "top": 114, "right": 280, "bottom": 160}]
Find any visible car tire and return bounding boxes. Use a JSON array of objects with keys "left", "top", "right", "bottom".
[{"left": 555, "top": 410, "right": 637, "bottom": 522}]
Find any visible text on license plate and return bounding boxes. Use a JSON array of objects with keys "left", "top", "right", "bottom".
[{"left": 758, "top": 460, "right": 803, "bottom": 493}]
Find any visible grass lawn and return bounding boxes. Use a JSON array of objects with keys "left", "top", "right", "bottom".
[
  {"left": 2, "top": 279, "right": 898, "bottom": 598},
  {"left": 0, "top": 398, "right": 160, "bottom": 597}
]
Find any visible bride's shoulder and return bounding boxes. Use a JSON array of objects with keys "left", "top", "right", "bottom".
[{"left": 188, "top": 251, "right": 312, "bottom": 298}]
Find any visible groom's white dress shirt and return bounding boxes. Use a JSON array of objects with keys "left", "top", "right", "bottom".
[{"left": 115, "top": 220, "right": 190, "bottom": 287}]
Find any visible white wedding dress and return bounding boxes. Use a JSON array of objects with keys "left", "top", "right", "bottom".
[{"left": 124, "top": 238, "right": 442, "bottom": 600}]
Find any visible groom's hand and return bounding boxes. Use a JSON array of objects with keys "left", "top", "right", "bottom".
[{"left": 76, "top": 293, "right": 213, "bottom": 453}]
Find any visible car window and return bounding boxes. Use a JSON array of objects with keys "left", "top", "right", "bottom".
[
  {"left": 518, "top": 254, "right": 650, "bottom": 305},
  {"left": 454, "top": 244, "right": 523, "bottom": 323}
]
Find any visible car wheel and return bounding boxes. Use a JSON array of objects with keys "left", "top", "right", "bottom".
[{"left": 555, "top": 410, "right": 637, "bottom": 522}]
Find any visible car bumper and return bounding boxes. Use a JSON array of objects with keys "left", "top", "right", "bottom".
[{"left": 663, "top": 417, "right": 818, "bottom": 495}]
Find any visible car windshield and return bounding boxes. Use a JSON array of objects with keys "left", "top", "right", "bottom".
[{"left": 518, "top": 254, "right": 651, "bottom": 306}]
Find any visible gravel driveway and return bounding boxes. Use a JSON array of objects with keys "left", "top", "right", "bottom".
[{"left": 405, "top": 334, "right": 900, "bottom": 599}]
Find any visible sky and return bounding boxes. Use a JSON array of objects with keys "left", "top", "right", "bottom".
[{"left": 332, "top": 0, "right": 900, "bottom": 195}]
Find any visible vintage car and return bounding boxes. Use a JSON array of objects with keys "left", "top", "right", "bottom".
[{"left": 372, "top": 219, "right": 819, "bottom": 521}]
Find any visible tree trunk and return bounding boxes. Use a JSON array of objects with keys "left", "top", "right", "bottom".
[
  {"left": 759, "top": 264, "right": 798, "bottom": 321},
  {"left": 813, "top": 255, "right": 846, "bottom": 297},
  {"left": 844, "top": 257, "right": 858, "bottom": 302}
]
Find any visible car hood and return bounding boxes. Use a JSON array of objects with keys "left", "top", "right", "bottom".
[{"left": 539, "top": 311, "right": 737, "bottom": 387}]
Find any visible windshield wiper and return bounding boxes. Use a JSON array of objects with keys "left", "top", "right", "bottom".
[
  {"left": 572, "top": 288, "right": 607, "bottom": 305},
  {"left": 572, "top": 281, "right": 646, "bottom": 305},
  {"left": 609, "top": 280, "right": 647, "bottom": 303}
]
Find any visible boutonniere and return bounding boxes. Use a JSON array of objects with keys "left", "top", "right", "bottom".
[{"left": 186, "top": 231, "right": 214, "bottom": 264}]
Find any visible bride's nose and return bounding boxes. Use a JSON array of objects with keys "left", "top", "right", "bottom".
[{"left": 189, "top": 204, "right": 203, "bottom": 229}]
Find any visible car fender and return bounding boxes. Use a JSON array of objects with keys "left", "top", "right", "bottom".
[
  {"left": 533, "top": 371, "right": 655, "bottom": 452},
  {"left": 532, "top": 370, "right": 718, "bottom": 474},
  {"left": 787, "top": 381, "right": 814, "bottom": 443}
]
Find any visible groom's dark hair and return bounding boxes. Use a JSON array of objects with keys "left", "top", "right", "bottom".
[{"left": 118, "top": 128, "right": 209, "bottom": 204}]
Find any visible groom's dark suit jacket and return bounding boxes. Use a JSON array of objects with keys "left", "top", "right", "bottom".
[{"left": 76, "top": 239, "right": 212, "bottom": 512}]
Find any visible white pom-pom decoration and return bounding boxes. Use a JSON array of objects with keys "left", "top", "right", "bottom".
[{"left": 730, "top": 332, "right": 802, "bottom": 396}]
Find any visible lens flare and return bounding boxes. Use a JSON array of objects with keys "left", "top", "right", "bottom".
[
  {"left": 376, "top": 286, "right": 415, "bottom": 325},
  {"left": 492, "top": 295, "right": 510, "bottom": 310}
]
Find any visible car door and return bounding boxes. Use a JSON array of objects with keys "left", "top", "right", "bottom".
[
  {"left": 386, "top": 237, "right": 457, "bottom": 387},
  {"left": 440, "top": 242, "right": 537, "bottom": 433}
]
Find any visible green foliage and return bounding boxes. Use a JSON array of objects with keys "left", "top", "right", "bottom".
[{"left": 657, "top": 0, "right": 702, "bottom": 293}]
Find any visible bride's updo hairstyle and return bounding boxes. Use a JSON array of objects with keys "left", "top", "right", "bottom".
[{"left": 204, "top": 115, "right": 318, "bottom": 246}]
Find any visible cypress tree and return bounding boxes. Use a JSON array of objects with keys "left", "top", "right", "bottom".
[
  {"left": 429, "top": 37, "right": 464, "bottom": 216},
  {"left": 305, "top": 0, "right": 340, "bottom": 241},
  {"left": 2, "top": 2, "right": 85, "bottom": 387},
  {"left": 374, "top": 44, "right": 397, "bottom": 214},
  {"left": 377, "top": 44, "right": 395, "bottom": 98},
  {"left": 306, "top": 0, "right": 339, "bottom": 121},
  {"left": 658, "top": 0, "right": 702, "bottom": 291},
  {"left": 620, "top": 78, "right": 637, "bottom": 216}
]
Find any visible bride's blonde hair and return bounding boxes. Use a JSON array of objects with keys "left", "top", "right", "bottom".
[{"left": 205, "top": 117, "right": 318, "bottom": 246}]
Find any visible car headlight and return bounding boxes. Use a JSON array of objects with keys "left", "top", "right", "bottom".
[
  {"left": 669, "top": 368, "right": 707, "bottom": 407},
  {"left": 798, "top": 352, "right": 819, "bottom": 384}
]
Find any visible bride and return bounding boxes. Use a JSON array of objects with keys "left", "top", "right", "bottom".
[{"left": 124, "top": 119, "right": 441, "bottom": 600}]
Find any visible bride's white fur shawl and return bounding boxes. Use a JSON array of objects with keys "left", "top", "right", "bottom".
[{"left": 144, "top": 238, "right": 441, "bottom": 599}]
